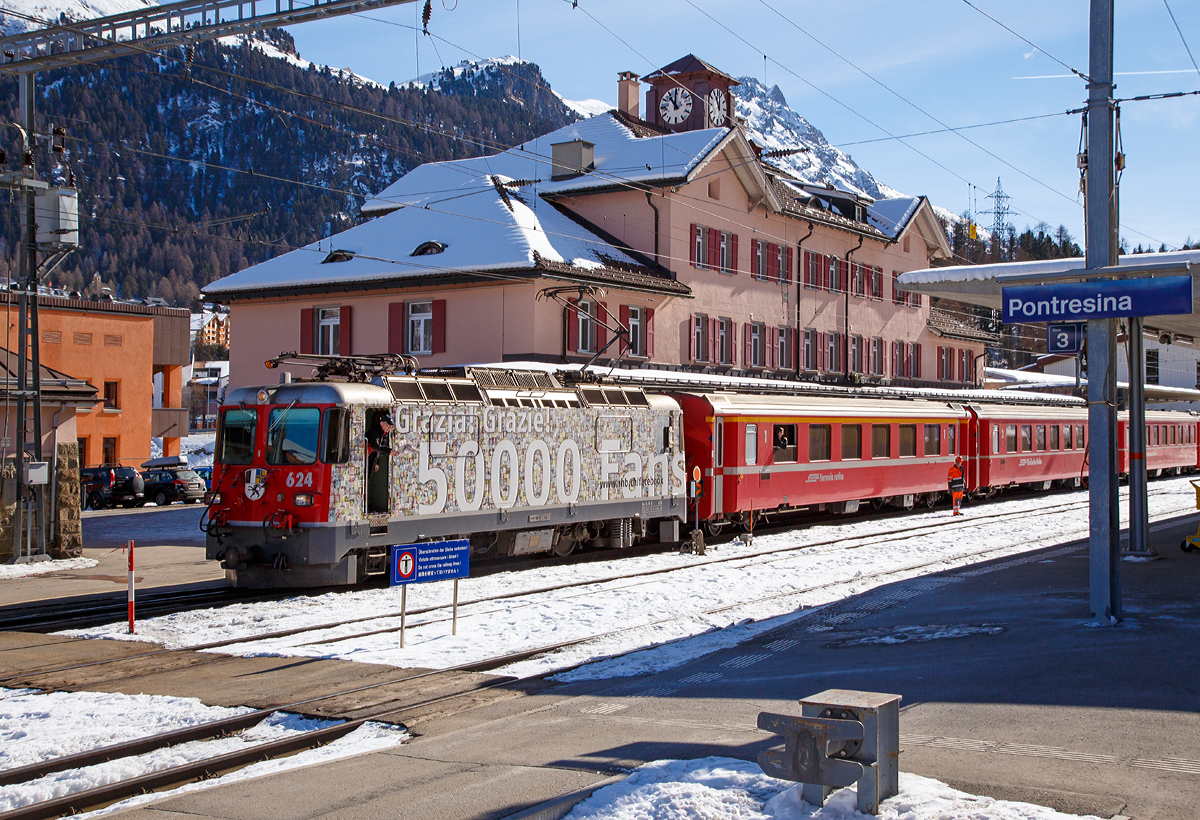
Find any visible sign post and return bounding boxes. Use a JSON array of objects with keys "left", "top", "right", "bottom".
[
  {"left": 390, "top": 540, "right": 470, "bottom": 648},
  {"left": 127, "top": 540, "right": 135, "bottom": 635}
]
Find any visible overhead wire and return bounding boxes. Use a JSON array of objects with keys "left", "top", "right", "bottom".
[{"left": 1160, "top": 0, "right": 1200, "bottom": 82}]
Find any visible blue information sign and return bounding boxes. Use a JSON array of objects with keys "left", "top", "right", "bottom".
[
  {"left": 389, "top": 540, "right": 470, "bottom": 586},
  {"left": 1002, "top": 275, "right": 1193, "bottom": 323},
  {"left": 1047, "top": 322, "right": 1087, "bottom": 354}
]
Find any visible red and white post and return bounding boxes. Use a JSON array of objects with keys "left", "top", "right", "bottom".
[{"left": 127, "top": 540, "right": 135, "bottom": 634}]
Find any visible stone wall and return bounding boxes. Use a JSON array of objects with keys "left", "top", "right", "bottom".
[{"left": 0, "top": 442, "right": 82, "bottom": 562}]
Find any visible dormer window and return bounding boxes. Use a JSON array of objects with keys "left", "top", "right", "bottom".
[
  {"left": 322, "top": 249, "right": 354, "bottom": 264},
  {"left": 411, "top": 241, "right": 447, "bottom": 257},
  {"left": 855, "top": 205, "right": 864, "bottom": 222}
]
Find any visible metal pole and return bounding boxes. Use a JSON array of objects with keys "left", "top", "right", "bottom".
[
  {"left": 400, "top": 585, "right": 406, "bottom": 649},
  {"left": 1086, "top": 0, "right": 1121, "bottom": 624},
  {"left": 1126, "top": 317, "right": 1150, "bottom": 555},
  {"left": 127, "top": 540, "right": 135, "bottom": 634},
  {"left": 452, "top": 578, "right": 458, "bottom": 636}
]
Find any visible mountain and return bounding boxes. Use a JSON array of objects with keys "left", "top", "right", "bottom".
[
  {"left": 732, "top": 75, "right": 902, "bottom": 201},
  {"left": 0, "top": 23, "right": 579, "bottom": 304}
]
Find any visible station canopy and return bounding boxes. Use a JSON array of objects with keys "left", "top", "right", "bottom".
[{"left": 897, "top": 249, "right": 1200, "bottom": 345}]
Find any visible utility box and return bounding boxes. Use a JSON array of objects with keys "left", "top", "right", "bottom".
[
  {"left": 758, "top": 688, "right": 901, "bottom": 815},
  {"left": 23, "top": 461, "right": 49, "bottom": 485},
  {"left": 34, "top": 187, "right": 79, "bottom": 248}
]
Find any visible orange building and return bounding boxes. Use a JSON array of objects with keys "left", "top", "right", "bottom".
[{"left": 0, "top": 294, "right": 191, "bottom": 468}]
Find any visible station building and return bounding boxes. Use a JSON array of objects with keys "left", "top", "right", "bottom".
[{"left": 205, "top": 55, "right": 990, "bottom": 388}]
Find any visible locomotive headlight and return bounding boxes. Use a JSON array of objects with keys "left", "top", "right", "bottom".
[
  {"left": 256, "top": 389, "right": 269, "bottom": 404},
  {"left": 293, "top": 493, "right": 315, "bottom": 507}
]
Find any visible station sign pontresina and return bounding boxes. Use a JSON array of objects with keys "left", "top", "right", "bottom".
[{"left": 1002, "top": 275, "right": 1193, "bottom": 323}]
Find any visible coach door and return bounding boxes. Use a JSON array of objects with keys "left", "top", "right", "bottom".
[{"left": 712, "top": 417, "right": 724, "bottom": 515}]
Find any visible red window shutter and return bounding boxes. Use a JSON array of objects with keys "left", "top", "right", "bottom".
[
  {"left": 818, "top": 332, "right": 827, "bottom": 371},
  {"left": 744, "top": 323, "right": 753, "bottom": 365},
  {"left": 891, "top": 271, "right": 898, "bottom": 303},
  {"left": 709, "top": 317, "right": 718, "bottom": 363},
  {"left": 645, "top": 308, "right": 655, "bottom": 357},
  {"left": 387, "top": 302, "right": 405, "bottom": 354},
  {"left": 913, "top": 344, "right": 921, "bottom": 378},
  {"left": 768, "top": 327, "right": 777, "bottom": 369},
  {"left": 299, "top": 308, "right": 313, "bottom": 354},
  {"left": 913, "top": 291, "right": 922, "bottom": 307},
  {"left": 339, "top": 305, "right": 353, "bottom": 355},
  {"left": 690, "top": 225, "right": 698, "bottom": 266},
  {"left": 567, "top": 301, "right": 579, "bottom": 352},
  {"left": 750, "top": 240, "right": 758, "bottom": 277},
  {"left": 730, "top": 233, "right": 738, "bottom": 273},
  {"left": 432, "top": 299, "right": 446, "bottom": 354},
  {"left": 596, "top": 302, "right": 608, "bottom": 351},
  {"left": 891, "top": 341, "right": 898, "bottom": 376},
  {"left": 803, "top": 250, "right": 811, "bottom": 286},
  {"left": 785, "top": 247, "right": 793, "bottom": 284},
  {"left": 619, "top": 305, "right": 630, "bottom": 355},
  {"left": 824, "top": 255, "right": 833, "bottom": 290},
  {"left": 766, "top": 243, "right": 778, "bottom": 282},
  {"left": 687, "top": 315, "right": 696, "bottom": 362}
]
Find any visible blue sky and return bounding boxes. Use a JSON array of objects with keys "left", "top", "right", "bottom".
[{"left": 287, "top": 0, "right": 1200, "bottom": 252}]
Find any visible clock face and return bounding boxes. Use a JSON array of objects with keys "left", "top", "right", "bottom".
[
  {"left": 707, "top": 88, "right": 727, "bottom": 126},
  {"left": 659, "top": 87, "right": 693, "bottom": 125}
]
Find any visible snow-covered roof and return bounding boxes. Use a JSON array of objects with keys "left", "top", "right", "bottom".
[
  {"left": 362, "top": 113, "right": 730, "bottom": 215},
  {"left": 986, "top": 366, "right": 1200, "bottom": 403},
  {"left": 900, "top": 250, "right": 1200, "bottom": 288},
  {"left": 867, "top": 196, "right": 920, "bottom": 238},
  {"left": 204, "top": 174, "right": 685, "bottom": 297}
]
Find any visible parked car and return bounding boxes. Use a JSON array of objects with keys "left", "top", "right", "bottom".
[
  {"left": 194, "top": 466, "right": 213, "bottom": 490},
  {"left": 140, "top": 467, "right": 207, "bottom": 506},
  {"left": 80, "top": 466, "right": 145, "bottom": 509}
]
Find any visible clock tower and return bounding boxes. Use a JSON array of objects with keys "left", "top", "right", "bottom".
[{"left": 642, "top": 54, "right": 739, "bottom": 132}]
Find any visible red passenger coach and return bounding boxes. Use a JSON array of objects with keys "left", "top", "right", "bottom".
[
  {"left": 673, "top": 393, "right": 970, "bottom": 529},
  {"left": 967, "top": 404, "right": 1089, "bottom": 493},
  {"left": 1125, "top": 409, "right": 1198, "bottom": 477}
]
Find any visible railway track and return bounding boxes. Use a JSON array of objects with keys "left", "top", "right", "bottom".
[{"left": 2, "top": 484, "right": 1195, "bottom": 819}]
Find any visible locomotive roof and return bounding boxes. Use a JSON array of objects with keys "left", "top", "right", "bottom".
[{"left": 225, "top": 381, "right": 393, "bottom": 406}]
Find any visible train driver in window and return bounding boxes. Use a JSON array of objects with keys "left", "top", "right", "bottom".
[{"left": 366, "top": 411, "right": 393, "bottom": 513}]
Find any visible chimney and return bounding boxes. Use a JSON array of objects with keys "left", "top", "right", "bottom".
[{"left": 617, "top": 71, "right": 639, "bottom": 119}]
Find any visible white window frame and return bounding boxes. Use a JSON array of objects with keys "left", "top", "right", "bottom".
[
  {"left": 407, "top": 301, "right": 434, "bottom": 355},
  {"left": 718, "top": 318, "right": 732, "bottom": 365},
  {"left": 777, "top": 326, "right": 791, "bottom": 370},
  {"left": 750, "top": 323, "right": 764, "bottom": 368},
  {"left": 627, "top": 307, "right": 643, "bottom": 357},
  {"left": 850, "top": 335, "right": 862, "bottom": 374},
  {"left": 804, "top": 329, "right": 816, "bottom": 371},
  {"left": 577, "top": 300, "right": 595, "bottom": 353},
  {"left": 317, "top": 307, "right": 340, "bottom": 355},
  {"left": 693, "top": 314, "right": 708, "bottom": 362},
  {"left": 827, "top": 332, "right": 841, "bottom": 372},
  {"left": 695, "top": 227, "right": 708, "bottom": 269},
  {"left": 755, "top": 241, "right": 767, "bottom": 281},
  {"left": 719, "top": 231, "right": 731, "bottom": 273}
]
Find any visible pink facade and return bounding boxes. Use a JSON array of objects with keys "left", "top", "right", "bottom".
[{"left": 214, "top": 57, "right": 990, "bottom": 391}]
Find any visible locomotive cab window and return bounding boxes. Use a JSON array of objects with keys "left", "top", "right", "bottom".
[
  {"left": 841, "top": 424, "right": 862, "bottom": 460},
  {"left": 218, "top": 408, "right": 257, "bottom": 465},
  {"left": 948, "top": 425, "right": 956, "bottom": 455},
  {"left": 322, "top": 407, "right": 351, "bottom": 464},
  {"left": 745, "top": 423, "right": 759, "bottom": 465},
  {"left": 773, "top": 424, "right": 797, "bottom": 462},
  {"left": 899, "top": 424, "right": 916, "bottom": 457},
  {"left": 924, "top": 424, "right": 941, "bottom": 456},
  {"left": 808, "top": 424, "right": 831, "bottom": 462},
  {"left": 267, "top": 407, "right": 320, "bottom": 465},
  {"left": 872, "top": 424, "right": 890, "bottom": 458}
]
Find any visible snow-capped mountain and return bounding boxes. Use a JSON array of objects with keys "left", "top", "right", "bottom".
[
  {"left": 733, "top": 75, "right": 902, "bottom": 201},
  {"left": 0, "top": 0, "right": 152, "bottom": 35}
]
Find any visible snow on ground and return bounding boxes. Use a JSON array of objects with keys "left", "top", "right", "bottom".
[
  {"left": 0, "top": 557, "right": 97, "bottom": 579},
  {"left": 0, "top": 688, "right": 408, "bottom": 816},
  {"left": 63, "top": 476, "right": 1200, "bottom": 681},
  {"left": 565, "top": 758, "right": 1102, "bottom": 820}
]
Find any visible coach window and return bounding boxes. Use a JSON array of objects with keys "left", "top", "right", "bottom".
[
  {"left": 1006, "top": 424, "right": 1017, "bottom": 453},
  {"left": 745, "top": 423, "right": 758, "bottom": 465},
  {"left": 1076, "top": 424, "right": 1085, "bottom": 450},
  {"left": 923, "top": 424, "right": 941, "bottom": 456},
  {"left": 322, "top": 407, "right": 351, "bottom": 463},
  {"left": 1050, "top": 424, "right": 1060, "bottom": 450},
  {"left": 1173, "top": 425, "right": 1178, "bottom": 444},
  {"left": 899, "top": 424, "right": 916, "bottom": 457},
  {"left": 1020, "top": 425, "right": 1032, "bottom": 452},
  {"left": 948, "top": 424, "right": 957, "bottom": 455},
  {"left": 774, "top": 424, "right": 797, "bottom": 462},
  {"left": 267, "top": 407, "right": 320, "bottom": 465},
  {"left": 841, "top": 424, "right": 862, "bottom": 460},
  {"left": 714, "top": 420, "right": 724, "bottom": 467},
  {"left": 872, "top": 424, "right": 890, "bottom": 458},
  {"left": 991, "top": 425, "right": 999, "bottom": 455},
  {"left": 1153, "top": 426, "right": 1160, "bottom": 446},
  {"left": 809, "top": 424, "right": 831, "bottom": 461},
  {"left": 1035, "top": 425, "right": 1046, "bottom": 451},
  {"left": 1063, "top": 424, "right": 1073, "bottom": 449}
]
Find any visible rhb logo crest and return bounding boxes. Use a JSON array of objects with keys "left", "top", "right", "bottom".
[{"left": 244, "top": 468, "right": 267, "bottom": 500}]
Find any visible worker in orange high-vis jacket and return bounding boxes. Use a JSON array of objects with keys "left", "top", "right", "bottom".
[{"left": 947, "top": 456, "right": 966, "bottom": 516}]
